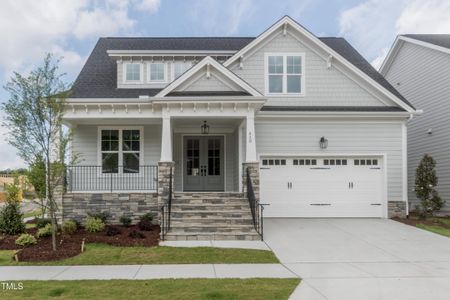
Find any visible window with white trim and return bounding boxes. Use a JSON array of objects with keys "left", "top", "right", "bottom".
[
  {"left": 172, "top": 62, "right": 192, "bottom": 80},
  {"left": 100, "top": 128, "right": 142, "bottom": 174},
  {"left": 148, "top": 63, "right": 166, "bottom": 82},
  {"left": 266, "top": 53, "right": 304, "bottom": 95},
  {"left": 124, "top": 63, "right": 142, "bottom": 82}
]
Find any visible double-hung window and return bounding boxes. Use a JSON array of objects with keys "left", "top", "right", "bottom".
[
  {"left": 100, "top": 128, "right": 142, "bottom": 174},
  {"left": 124, "top": 63, "right": 142, "bottom": 83},
  {"left": 172, "top": 62, "right": 192, "bottom": 80},
  {"left": 148, "top": 63, "right": 166, "bottom": 82},
  {"left": 266, "top": 53, "right": 304, "bottom": 95}
]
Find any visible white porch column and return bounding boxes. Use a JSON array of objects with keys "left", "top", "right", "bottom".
[
  {"left": 245, "top": 114, "right": 257, "bottom": 162},
  {"left": 160, "top": 115, "right": 173, "bottom": 162}
]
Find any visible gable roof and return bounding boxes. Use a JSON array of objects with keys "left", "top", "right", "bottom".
[
  {"left": 155, "top": 56, "right": 262, "bottom": 97},
  {"left": 380, "top": 34, "right": 450, "bottom": 76}
]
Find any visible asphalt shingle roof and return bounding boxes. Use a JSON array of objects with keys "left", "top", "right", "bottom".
[
  {"left": 403, "top": 34, "right": 450, "bottom": 50},
  {"left": 70, "top": 36, "right": 412, "bottom": 110}
]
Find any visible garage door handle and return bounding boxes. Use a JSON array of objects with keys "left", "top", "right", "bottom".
[
  {"left": 371, "top": 203, "right": 381, "bottom": 206},
  {"left": 310, "top": 203, "right": 331, "bottom": 206}
]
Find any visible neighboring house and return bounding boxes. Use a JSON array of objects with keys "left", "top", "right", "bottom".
[
  {"left": 60, "top": 16, "right": 417, "bottom": 240},
  {"left": 381, "top": 34, "right": 450, "bottom": 215}
]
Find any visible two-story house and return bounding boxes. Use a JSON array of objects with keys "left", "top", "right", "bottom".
[
  {"left": 60, "top": 16, "right": 417, "bottom": 240},
  {"left": 381, "top": 34, "right": 450, "bottom": 215}
]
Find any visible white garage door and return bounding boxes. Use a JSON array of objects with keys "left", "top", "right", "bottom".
[{"left": 260, "top": 157, "right": 384, "bottom": 218}]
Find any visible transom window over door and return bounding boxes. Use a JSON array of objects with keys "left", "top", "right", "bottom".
[
  {"left": 266, "top": 53, "right": 305, "bottom": 95},
  {"left": 100, "top": 128, "right": 143, "bottom": 174}
]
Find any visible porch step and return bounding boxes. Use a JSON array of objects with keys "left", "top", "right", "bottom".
[{"left": 163, "top": 192, "right": 260, "bottom": 241}]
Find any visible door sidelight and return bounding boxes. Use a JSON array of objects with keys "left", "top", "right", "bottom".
[{"left": 200, "top": 165, "right": 207, "bottom": 176}]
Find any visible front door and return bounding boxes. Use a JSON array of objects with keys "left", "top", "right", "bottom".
[{"left": 183, "top": 136, "right": 224, "bottom": 191}]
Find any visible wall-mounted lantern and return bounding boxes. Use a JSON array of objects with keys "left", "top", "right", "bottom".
[
  {"left": 319, "top": 136, "right": 328, "bottom": 149},
  {"left": 201, "top": 120, "right": 210, "bottom": 134}
]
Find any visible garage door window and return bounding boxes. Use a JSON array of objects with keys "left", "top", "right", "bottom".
[
  {"left": 354, "top": 159, "right": 378, "bottom": 166},
  {"left": 293, "top": 159, "right": 317, "bottom": 166},
  {"left": 262, "top": 159, "right": 286, "bottom": 166},
  {"left": 324, "top": 159, "right": 347, "bottom": 166}
]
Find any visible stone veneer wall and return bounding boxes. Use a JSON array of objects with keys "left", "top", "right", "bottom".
[
  {"left": 61, "top": 193, "right": 158, "bottom": 224},
  {"left": 388, "top": 201, "right": 407, "bottom": 218}
]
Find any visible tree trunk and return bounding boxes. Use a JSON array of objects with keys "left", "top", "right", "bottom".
[{"left": 46, "top": 157, "right": 57, "bottom": 251}]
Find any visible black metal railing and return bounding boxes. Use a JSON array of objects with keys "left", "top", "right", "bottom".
[
  {"left": 246, "top": 168, "right": 267, "bottom": 240},
  {"left": 160, "top": 167, "right": 173, "bottom": 241},
  {"left": 66, "top": 165, "right": 158, "bottom": 192}
]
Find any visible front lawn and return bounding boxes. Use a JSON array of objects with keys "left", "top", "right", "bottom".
[
  {"left": 0, "top": 279, "right": 300, "bottom": 300},
  {"left": 393, "top": 215, "right": 450, "bottom": 237},
  {"left": 0, "top": 243, "right": 279, "bottom": 266}
]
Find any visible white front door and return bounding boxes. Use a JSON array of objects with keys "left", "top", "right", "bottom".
[{"left": 260, "top": 157, "right": 384, "bottom": 218}]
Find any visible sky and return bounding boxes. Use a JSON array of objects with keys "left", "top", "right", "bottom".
[{"left": 1, "top": 0, "right": 450, "bottom": 169}]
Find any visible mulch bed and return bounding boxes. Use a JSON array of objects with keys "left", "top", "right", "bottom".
[
  {"left": 0, "top": 224, "right": 160, "bottom": 262},
  {"left": 392, "top": 214, "right": 450, "bottom": 229}
]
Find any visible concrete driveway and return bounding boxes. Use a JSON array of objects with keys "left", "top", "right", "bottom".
[{"left": 264, "top": 218, "right": 450, "bottom": 300}]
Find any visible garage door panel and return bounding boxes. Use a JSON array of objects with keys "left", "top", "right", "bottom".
[{"left": 260, "top": 156, "right": 384, "bottom": 218}]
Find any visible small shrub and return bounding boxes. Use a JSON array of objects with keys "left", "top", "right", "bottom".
[
  {"left": 88, "top": 212, "right": 110, "bottom": 223},
  {"left": 85, "top": 217, "right": 105, "bottom": 233},
  {"left": 15, "top": 233, "right": 37, "bottom": 247},
  {"left": 120, "top": 215, "right": 132, "bottom": 227},
  {"left": 0, "top": 202, "right": 25, "bottom": 235},
  {"left": 62, "top": 220, "right": 77, "bottom": 235},
  {"left": 36, "top": 218, "right": 52, "bottom": 229},
  {"left": 105, "top": 225, "right": 121, "bottom": 236},
  {"left": 128, "top": 230, "right": 145, "bottom": 239},
  {"left": 137, "top": 219, "right": 152, "bottom": 231},
  {"left": 140, "top": 213, "right": 154, "bottom": 223},
  {"left": 36, "top": 223, "right": 53, "bottom": 238}
]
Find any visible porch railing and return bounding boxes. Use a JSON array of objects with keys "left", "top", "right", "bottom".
[
  {"left": 66, "top": 165, "right": 158, "bottom": 192},
  {"left": 246, "top": 168, "right": 266, "bottom": 241},
  {"left": 160, "top": 166, "right": 173, "bottom": 240}
]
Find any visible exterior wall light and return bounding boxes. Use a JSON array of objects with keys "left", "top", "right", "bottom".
[
  {"left": 319, "top": 136, "right": 328, "bottom": 149},
  {"left": 201, "top": 120, "right": 210, "bottom": 134}
]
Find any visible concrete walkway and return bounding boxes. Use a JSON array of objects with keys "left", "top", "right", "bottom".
[
  {"left": 264, "top": 218, "right": 450, "bottom": 300},
  {"left": 159, "top": 240, "right": 270, "bottom": 250},
  {"left": 0, "top": 264, "right": 296, "bottom": 281}
]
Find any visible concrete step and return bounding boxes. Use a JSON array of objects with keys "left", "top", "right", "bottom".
[
  {"left": 174, "top": 192, "right": 244, "bottom": 198},
  {"left": 164, "top": 232, "right": 261, "bottom": 241},
  {"left": 171, "top": 211, "right": 253, "bottom": 218},
  {"left": 171, "top": 204, "right": 251, "bottom": 211},
  {"left": 173, "top": 198, "right": 248, "bottom": 205},
  {"left": 171, "top": 217, "right": 254, "bottom": 226},
  {"left": 169, "top": 224, "right": 256, "bottom": 234}
]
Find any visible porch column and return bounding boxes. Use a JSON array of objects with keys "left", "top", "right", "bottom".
[
  {"left": 245, "top": 114, "right": 257, "bottom": 162},
  {"left": 160, "top": 115, "right": 173, "bottom": 162}
]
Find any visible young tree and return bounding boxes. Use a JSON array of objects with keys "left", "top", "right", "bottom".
[
  {"left": 414, "top": 154, "right": 445, "bottom": 218},
  {"left": 1, "top": 54, "right": 71, "bottom": 250},
  {"left": 27, "top": 154, "right": 47, "bottom": 217}
]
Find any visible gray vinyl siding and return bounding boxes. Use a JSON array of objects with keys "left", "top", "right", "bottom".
[
  {"left": 182, "top": 73, "right": 237, "bottom": 92},
  {"left": 230, "top": 32, "right": 389, "bottom": 107},
  {"left": 173, "top": 132, "right": 238, "bottom": 192},
  {"left": 255, "top": 121, "right": 403, "bottom": 201},
  {"left": 384, "top": 42, "right": 450, "bottom": 214},
  {"left": 72, "top": 125, "right": 161, "bottom": 166}
]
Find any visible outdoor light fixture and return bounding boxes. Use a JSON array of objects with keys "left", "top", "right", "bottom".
[
  {"left": 319, "top": 136, "right": 328, "bottom": 149},
  {"left": 201, "top": 120, "right": 210, "bottom": 134}
]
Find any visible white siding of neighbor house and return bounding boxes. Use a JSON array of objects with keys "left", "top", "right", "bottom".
[
  {"left": 230, "top": 32, "right": 392, "bottom": 107},
  {"left": 72, "top": 124, "right": 161, "bottom": 165},
  {"left": 384, "top": 42, "right": 450, "bottom": 214},
  {"left": 172, "top": 132, "right": 238, "bottom": 192},
  {"left": 255, "top": 121, "right": 404, "bottom": 201}
]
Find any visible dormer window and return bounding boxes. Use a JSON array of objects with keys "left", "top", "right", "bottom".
[
  {"left": 124, "top": 63, "right": 143, "bottom": 83},
  {"left": 265, "top": 53, "right": 305, "bottom": 96},
  {"left": 172, "top": 62, "right": 192, "bottom": 80},
  {"left": 148, "top": 63, "right": 167, "bottom": 82}
]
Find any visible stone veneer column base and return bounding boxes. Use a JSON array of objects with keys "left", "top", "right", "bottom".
[
  {"left": 388, "top": 201, "right": 407, "bottom": 218},
  {"left": 157, "top": 161, "right": 175, "bottom": 224}
]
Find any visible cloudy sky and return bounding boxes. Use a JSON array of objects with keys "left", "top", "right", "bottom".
[{"left": 1, "top": 0, "right": 450, "bottom": 169}]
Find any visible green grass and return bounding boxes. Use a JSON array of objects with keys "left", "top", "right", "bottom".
[
  {"left": 0, "top": 243, "right": 279, "bottom": 266},
  {"left": 417, "top": 224, "right": 450, "bottom": 237},
  {"left": 0, "top": 278, "right": 301, "bottom": 300},
  {"left": 22, "top": 208, "right": 42, "bottom": 219}
]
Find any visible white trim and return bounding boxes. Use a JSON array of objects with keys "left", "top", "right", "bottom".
[
  {"left": 224, "top": 16, "right": 415, "bottom": 113},
  {"left": 402, "top": 121, "right": 408, "bottom": 214},
  {"left": 380, "top": 35, "right": 450, "bottom": 76},
  {"left": 264, "top": 52, "right": 305, "bottom": 96},
  {"left": 238, "top": 121, "right": 244, "bottom": 192},
  {"left": 147, "top": 62, "right": 168, "bottom": 83},
  {"left": 155, "top": 56, "right": 263, "bottom": 97},
  {"left": 97, "top": 126, "right": 144, "bottom": 175},
  {"left": 180, "top": 134, "right": 227, "bottom": 192},
  {"left": 258, "top": 152, "right": 388, "bottom": 218},
  {"left": 123, "top": 62, "right": 144, "bottom": 84}
]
